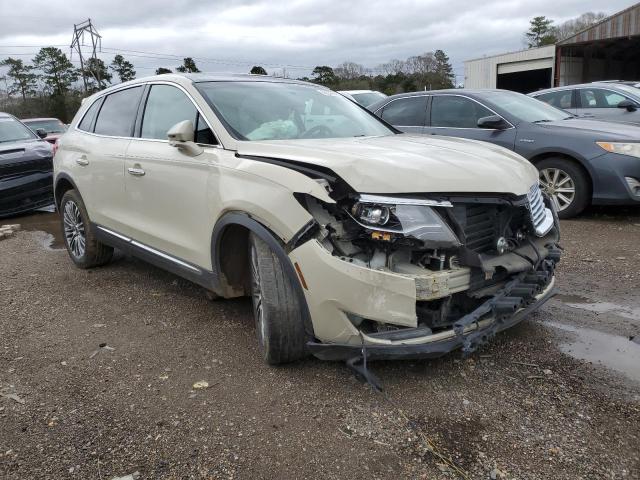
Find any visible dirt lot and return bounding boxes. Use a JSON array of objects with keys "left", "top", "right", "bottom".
[{"left": 1, "top": 206, "right": 639, "bottom": 479}]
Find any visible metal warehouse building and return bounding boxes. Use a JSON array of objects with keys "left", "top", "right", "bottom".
[{"left": 464, "top": 2, "right": 640, "bottom": 93}]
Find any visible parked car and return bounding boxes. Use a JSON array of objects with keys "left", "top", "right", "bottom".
[
  {"left": 21, "top": 117, "right": 67, "bottom": 147},
  {"left": 54, "top": 74, "right": 560, "bottom": 364},
  {"left": 338, "top": 90, "right": 387, "bottom": 107},
  {"left": 530, "top": 82, "right": 640, "bottom": 125},
  {"left": 0, "top": 113, "right": 54, "bottom": 217},
  {"left": 369, "top": 89, "right": 640, "bottom": 218}
]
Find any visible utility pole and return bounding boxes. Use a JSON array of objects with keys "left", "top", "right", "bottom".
[{"left": 70, "top": 19, "right": 102, "bottom": 93}]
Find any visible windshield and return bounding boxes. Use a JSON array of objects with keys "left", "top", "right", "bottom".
[
  {"left": 196, "top": 81, "right": 394, "bottom": 141},
  {"left": 22, "top": 119, "right": 67, "bottom": 134},
  {"left": 350, "top": 92, "right": 387, "bottom": 107},
  {"left": 0, "top": 116, "right": 37, "bottom": 143},
  {"left": 615, "top": 84, "right": 640, "bottom": 98},
  {"left": 486, "top": 91, "right": 570, "bottom": 123}
]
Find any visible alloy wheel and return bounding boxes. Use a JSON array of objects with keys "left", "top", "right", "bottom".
[
  {"left": 539, "top": 167, "right": 576, "bottom": 211},
  {"left": 63, "top": 200, "right": 86, "bottom": 258},
  {"left": 249, "top": 244, "right": 266, "bottom": 344}
]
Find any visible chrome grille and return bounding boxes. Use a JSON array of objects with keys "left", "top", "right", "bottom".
[{"left": 527, "top": 183, "right": 547, "bottom": 232}]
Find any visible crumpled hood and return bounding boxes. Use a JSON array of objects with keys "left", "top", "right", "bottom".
[{"left": 236, "top": 134, "right": 538, "bottom": 196}]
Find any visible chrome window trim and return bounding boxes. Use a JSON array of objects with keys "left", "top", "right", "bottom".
[
  {"left": 429, "top": 94, "right": 515, "bottom": 130},
  {"left": 374, "top": 94, "right": 429, "bottom": 128},
  {"left": 73, "top": 80, "right": 224, "bottom": 149}
]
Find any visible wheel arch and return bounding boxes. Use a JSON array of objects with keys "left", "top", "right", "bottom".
[
  {"left": 54, "top": 173, "right": 80, "bottom": 209},
  {"left": 210, "top": 211, "right": 314, "bottom": 337},
  {"left": 529, "top": 152, "right": 594, "bottom": 198}
]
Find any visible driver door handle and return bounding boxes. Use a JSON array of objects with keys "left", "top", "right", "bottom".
[
  {"left": 127, "top": 166, "right": 145, "bottom": 177},
  {"left": 76, "top": 155, "right": 89, "bottom": 166}
]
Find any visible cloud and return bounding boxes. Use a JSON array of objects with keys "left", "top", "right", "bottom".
[{"left": 0, "top": 0, "right": 632, "bottom": 79}]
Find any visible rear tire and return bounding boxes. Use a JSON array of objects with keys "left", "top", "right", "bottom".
[
  {"left": 248, "top": 233, "right": 307, "bottom": 364},
  {"left": 537, "top": 158, "right": 590, "bottom": 219},
  {"left": 60, "top": 189, "right": 113, "bottom": 268}
]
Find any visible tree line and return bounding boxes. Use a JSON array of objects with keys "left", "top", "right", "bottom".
[
  {"left": 0, "top": 47, "right": 455, "bottom": 121},
  {"left": 525, "top": 11, "right": 607, "bottom": 48}
]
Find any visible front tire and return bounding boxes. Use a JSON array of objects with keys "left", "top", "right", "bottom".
[
  {"left": 537, "top": 158, "right": 590, "bottom": 219},
  {"left": 60, "top": 189, "right": 113, "bottom": 268},
  {"left": 249, "top": 233, "right": 307, "bottom": 364}
]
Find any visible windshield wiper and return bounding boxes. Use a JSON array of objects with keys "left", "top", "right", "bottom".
[{"left": 532, "top": 119, "right": 553, "bottom": 123}]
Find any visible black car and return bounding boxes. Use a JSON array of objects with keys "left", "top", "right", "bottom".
[
  {"left": 369, "top": 89, "right": 640, "bottom": 218},
  {"left": 0, "top": 112, "right": 54, "bottom": 218}
]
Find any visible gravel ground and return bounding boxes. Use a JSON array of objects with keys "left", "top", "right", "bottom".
[{"left": 1, "top": 206, "right": 639, "bottom": 479}]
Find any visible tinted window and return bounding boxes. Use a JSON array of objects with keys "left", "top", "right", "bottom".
[
  {"left": 579, "top": 88, "right": 627, "bottom": 108},
  {"left": 381, "top": 97, "right": 427, "bottom": 126},
  {"left": 78, "top": 99, "right": 102, "bottom": 132},
  {"left": 350, "top": 92, "right": 386, "bottom": 107},
  {"left": 430, "top": 95, "right": 493, "bottom": 128},
  {"left": 535, "top": 90, "right": 573, "bottom": 110},
  {"left": 141, "top": 85, "right": 197, "bottom": 140},
  {"left": 195, "top": 112, "right": 217, "bottom": 145},
  {"left": 94, "top": 87, "right": 143, "bottom": 136}
]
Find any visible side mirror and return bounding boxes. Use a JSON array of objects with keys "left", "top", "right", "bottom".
[
  {"left": 167, "top": 120, "right": 203, "bottom": 156},
  {"left": 617, "top": 99, "right": 638, "bottom": 112},
  {"left": 477, "top": 115, "right": 508, "bottom": 130},
  {"left": 36, "top": 128, "right": 48, "bottom": 139}
]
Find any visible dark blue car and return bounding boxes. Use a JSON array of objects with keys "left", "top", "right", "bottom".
[{"left": 369, "top": 89, "right": 640, "bottom": 218}]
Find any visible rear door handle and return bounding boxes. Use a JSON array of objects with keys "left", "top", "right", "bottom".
[
  {"left": 127, "top": 167, "right": 145, "bottom": 177},
  {"left": 76, "top": 156, "right": 89, "bottom": 166}
]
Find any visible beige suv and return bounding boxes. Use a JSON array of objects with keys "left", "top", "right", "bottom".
[{"left": 54, "top": 74, "right": 561, "bottom": 364}]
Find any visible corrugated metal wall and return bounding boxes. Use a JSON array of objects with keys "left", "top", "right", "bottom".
[{"left": 559, "top": 2, "right": 640, "bottom": 45}]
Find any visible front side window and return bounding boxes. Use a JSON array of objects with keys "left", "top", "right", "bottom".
[
  {"left": 430, "top": 95, "right": 493, "bottom": 128},
  {"left": 381, "top": 97, "right": 427, "bottom": 126},
  {"left": 535, "top": 90, "right": 574, "bottom": 110},
  {"left": 142, "top": 85, "right": 194, "bottom": 140},
  {"left": 579, "top": 88, "right": 627, "bottom": 108},
  {"left": 0, "top": 116, "right": 37, "bottom": 143},
  {"left": 196, "top": 81, "right": 394, "bottom": 141},
  {"left": 94, "top": 86, "right": 143, "bottom": 137}
]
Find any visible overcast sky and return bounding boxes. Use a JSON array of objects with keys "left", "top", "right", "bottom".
[{"left": 0, "top": 0, "right": 634, "bottom": 83}]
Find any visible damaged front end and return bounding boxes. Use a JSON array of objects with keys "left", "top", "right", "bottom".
[{"left": 293, "top": 180, "right": 561, "bottom": 361}]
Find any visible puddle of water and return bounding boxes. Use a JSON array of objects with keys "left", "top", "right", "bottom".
[
  {"left": 555, "top": 294, "right": 640, "bottom": 321},
  {"left": 2, "top": 205, "right": 64, "bottom": 249},
  {"left": 546, "top": 321, "right": 640, "bottom": 383}
]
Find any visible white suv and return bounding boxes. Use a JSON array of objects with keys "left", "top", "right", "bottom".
[{"left": 54, "top": 74, "right": 561, "bottom": 364}]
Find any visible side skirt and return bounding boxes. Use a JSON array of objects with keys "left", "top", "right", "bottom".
[{"left": 93, "top": 224, "right": 220, "bottom": 291}]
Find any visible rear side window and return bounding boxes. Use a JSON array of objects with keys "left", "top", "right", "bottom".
[
  {"left": 430, "top": 95, "right": 493, "bottom": 128},
  {"left": 94, "top": 86, "right": 143, "bottom": 137},
  {"left": 77, "top": 99, "right": 102, "bottom": 132},
  {"left": 380, "top": 97, "right": 427, "bottom": 126},
  {"left": 535, "top": 90, "right": 573, "bottom": 110}
]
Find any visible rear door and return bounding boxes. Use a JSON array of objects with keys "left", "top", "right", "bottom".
[
  {"left": 423, "top": 94, "right": 516, "bottom": 150},
  {"left": 377, "top": 96, "right": 428, "bottom": 134},
  {"left": 72, "top": 86, "right": 144, "bottom": 232},
  {"left": 122, "top": 83, "right": 221, "bottom": 267},
  {"left": 576, "top": 87, "right": 640, "bottom": 122}
]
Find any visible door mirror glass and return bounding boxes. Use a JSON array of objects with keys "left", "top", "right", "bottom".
[
  {"left": 477, "top": 115, "right": 508, "bottom": 130},
  {"left": 617, "top": 99, "right": 638, "bottom": 112}
]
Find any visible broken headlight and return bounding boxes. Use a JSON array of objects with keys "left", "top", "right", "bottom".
[{"left": 349, "top": 194, "right": 460, "bottom": 245}]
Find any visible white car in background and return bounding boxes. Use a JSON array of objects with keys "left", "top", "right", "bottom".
[{"left": 338, "top": 90, "right": 387, "bottom": 107}]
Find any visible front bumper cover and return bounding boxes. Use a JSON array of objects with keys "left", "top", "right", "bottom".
[{"left": 307, "top": 273, "right": 557, "bottom": 361}]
